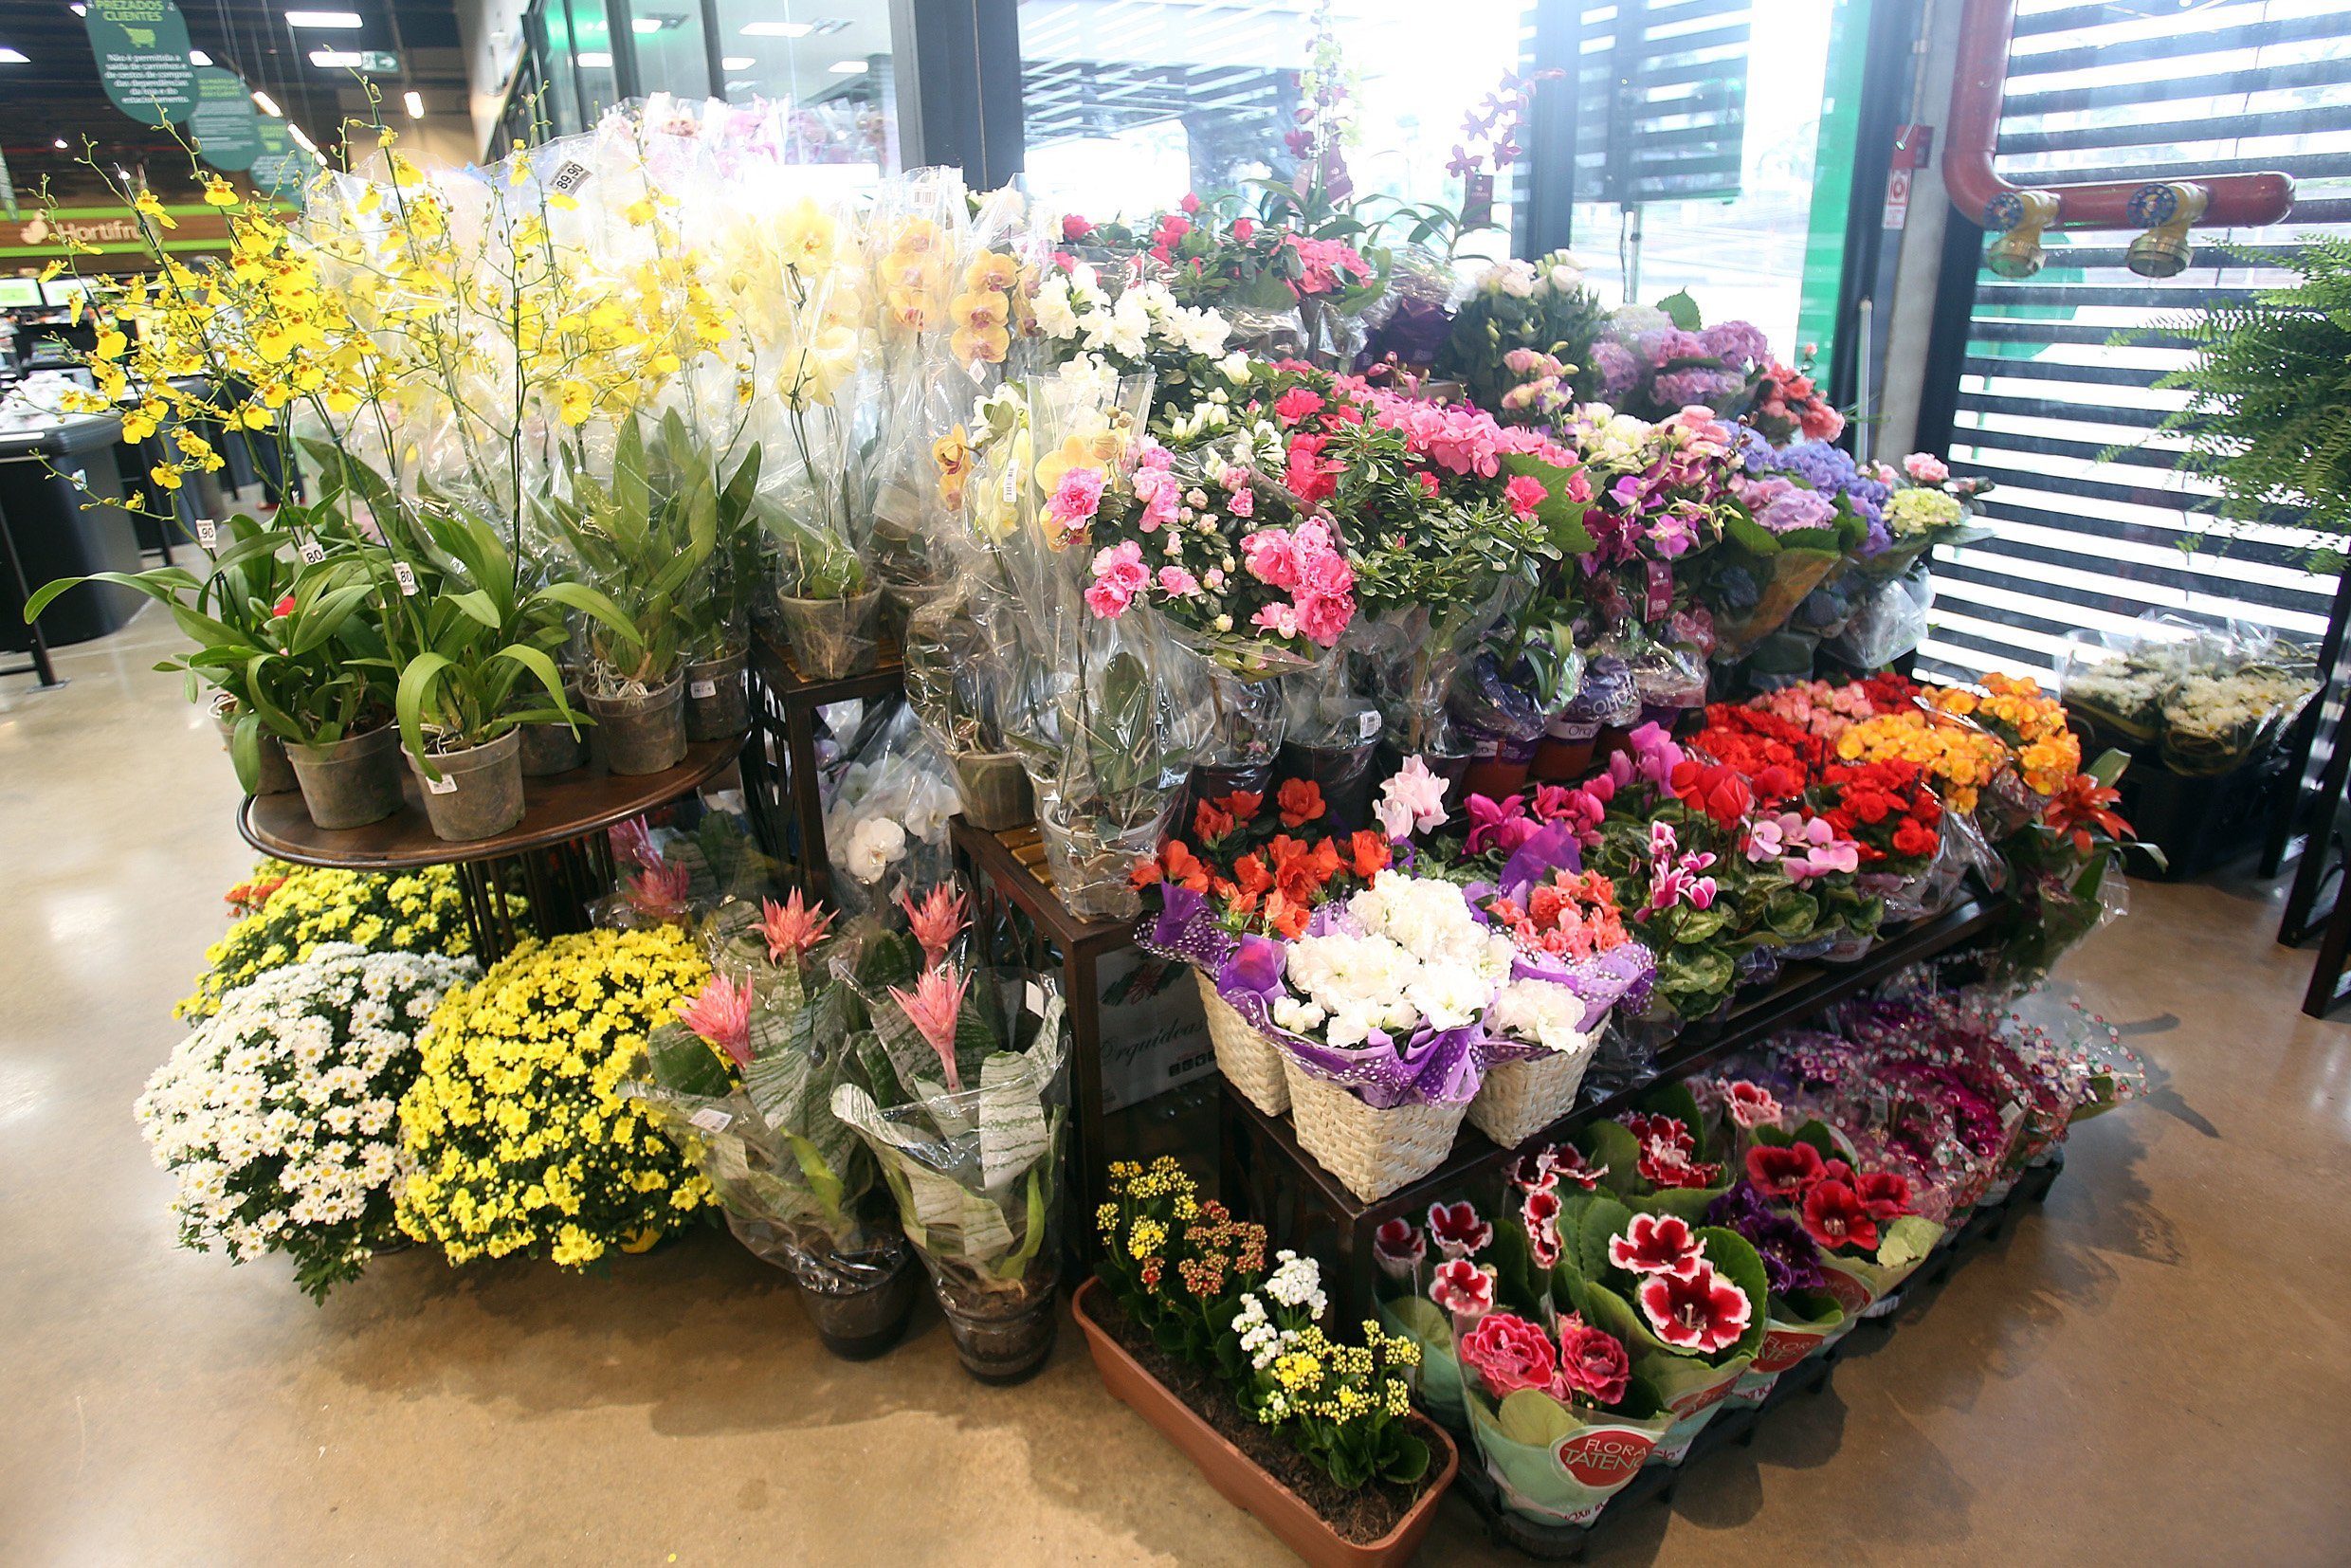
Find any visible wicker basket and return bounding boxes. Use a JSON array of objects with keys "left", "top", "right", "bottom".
[
  {"left": 1465, "top": 1030, "right": 1600, "bottom": 1150},
  {"left": 1282, "top": 1056, "right": 1467, "bottom": 1203},
  {"left": 1197, "top": 971, "right": 1290, "bottom": 1116}
]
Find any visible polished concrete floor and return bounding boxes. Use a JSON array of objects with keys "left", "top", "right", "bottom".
[{"left": 4, "top": 607, "right": 2349, "bottom": 1566}]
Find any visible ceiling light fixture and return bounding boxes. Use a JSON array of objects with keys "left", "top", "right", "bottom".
[
  {"left": 720, "top": 54, "right": 753, "bottom": 68},
  {"left": 739, "top": 21, "right": 811, "bottom": 36},
  {"left": 283, "top": 10, "right": 362, "bottom": 27},
  {"left": 53, "top": 137, "right": 68, "bottom": 150},
  {"left": 0, "top": 46, "right": 28, "bottom": 63},
  {"left": 189, "top": 47, "right": 211, "bottom": 63},
  {"left": 285, "top": 122, "right": 318, "bottom": 152},
  {"left": 403, "top": 88, "right": 423, "bottom": 118},
  {"left": 69, "top": 4, "right": 85, "bottom": 13},
  {"left": 308, "top": 48, "right": 360, "bottom": 65},
  {"left": 576, "top": 49, "right": 611, "bottom": 66},
  {"left": 826, "top": 57, "right": 865, "bottom": 72},
  {"left": 631, "top": 14, "right": 683, "bottom": 31},
  {"left": 252, "top": 89, "right": 282, "bottom": 115}
]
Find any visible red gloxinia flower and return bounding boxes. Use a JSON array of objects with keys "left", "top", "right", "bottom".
[
  {"left": 1277, "top": 776, "right": 1325, "bottom": 828},
  {"left": 1543, "top": 1144, "right": 1611, "bottom": 1190},
  {"left": 1635, "top": 1258, "right": 1752, "bottom": 1355},
  {"left": 1723, "top": 1081, "right": 1782, "bottom": 1130},
  {"left": 1745, "top": 1140, "right": 1826, "bottom": 1197},
  {"left": 1522, "top": 1187, "right": 1563, "bottom": 1268},
  {"left": 1608, "top": 1212, "right": 1708, "bottom": 1281},
  {"left": 1554, "top": 1322, "right": 1631, "bottom": 1408},
  {"left": 1430, "top": 1258, "right": 1496, "bottom": 1319},
  {"left": 1800, "top": 1179, "right": 1879, "bottom": 1252},
  {"left": 1853, "top": 1169, "right": 1912, "bottom": 1224},
  {"left": 1456, "top": 1312, "right": 1558, "bottom": 1397},
  {"left": 1373, "top": 1217, "right": 1425, "bottom": 1272},
  {"left": 1427, "top": 1200, "right": 1494, "bottom": 1258}
]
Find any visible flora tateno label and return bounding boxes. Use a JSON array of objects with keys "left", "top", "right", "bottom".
[
  {"left": 1555, "top": 1425, "right": 1657, "bottom": 1488},
  {"left": 1821, "top": 1267, "right": 1876, "bottom": 1318},
  {"left": 1755, "top": 1324, "right": 1832, "bottom": 1374}
]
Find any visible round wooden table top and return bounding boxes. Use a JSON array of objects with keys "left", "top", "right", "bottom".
[{"left": 238, "top": 737, "right": 742, "bottom": 870}]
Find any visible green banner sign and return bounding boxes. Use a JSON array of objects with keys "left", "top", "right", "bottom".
[
  {"left": 249, "top": 119, "right": 307, "bottom": 199},
  {"left": 190, "top": 67, "right": 262, "bottom": 173},
  {"left": 83, "top": 0, "right": 197, "bottom": 125}
]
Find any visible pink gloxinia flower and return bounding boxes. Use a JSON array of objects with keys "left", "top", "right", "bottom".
[
  {"left": 758, "top": 889, "right": 835, "bottom": 965},
  {"left": 1431, "top": 1258, "right": 1496, "bottom": 1321},
  {"left": 1427, "top": 1200, "right": 1494, "bottom": 1259},
  {"left": 676, "top": 974, "right": 756, "bottom": 1068},
  {"left": 1608, "top": 1212, "right": 1708, "bottom": 1281},
  {"left": 887, "top": 964, "right": 972, "bottom": 1093},
  {"left": 1636, "top": 1257, "right": 1752, "bottom": 1355},
  {"left": 1722, "top": 1081, "right": 1782, "bottom": 1130}
]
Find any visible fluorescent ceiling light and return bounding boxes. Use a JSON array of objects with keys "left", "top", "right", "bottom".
[
  {"left": 308, "top": 48, "right": 360, "bottom": 65},
  {"left": 0, "top": 47, "right": 27, "bottom": 62},
  {"left": 188, "top": 47, "right": 211, "bottom": 63},
  {"left": 575, "top": 49, "right": 611, "bottom": 65},
  {"left": 739, "top": 21, "right": 810, "bottom": 36},
  {"left": 53, "top": 137, "right": 68, "bottom": 149},
  {"left": 826, "top": 57, "right": 864, "bottom": 72},
  {"left": 283, "top": 10, "right": 362, "bottom": 27},
  {"left": 70, "top": 4, "right": 86, "bottom": 13},
  {"left": 720, "top": 54, "right": 753, "bottom": 68},
  {"left": 286, "top": 122, "right": 318, "bottom": 152},
  {"left": 631, "top": 15, "right": 682, "bottom": 31},
  {"left": 403, "top": 88, "right": 423, "bottom": 118},
  {"left": 252, "top": 89, "right": 282, "bottom": 114}
]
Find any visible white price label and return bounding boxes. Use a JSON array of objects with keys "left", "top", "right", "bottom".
[
  {"left": 550, "top": 159, "right": 592, "bottom": 194},
  {"left": 423, "top": 769, "right": 458, "bottom": 795},
  {"left": 689, "top": 678, "right": 718, "bottom": 699},
  {"left": 1024, "top": 980, "right": 1046, "bottom": 1017},
  {"left": 688, "top": 1106, "right": 734, "bottom": 1133},
  {"left": 194, "top": 520, "right": 218, "bottom": 550},
  {"left": 392, "top": 561, "right": 418, "bottom": 595},
  {"left": 1358, "top": 710, "right": 1381, "bottom": 740},
  {"left": 1000, "top": 463, "right": 1021, "bottom": 505},
  {"left": 298, "top": 540, "right": 326, "bottom": 565}
]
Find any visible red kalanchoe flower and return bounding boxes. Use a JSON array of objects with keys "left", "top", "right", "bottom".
[
  {"left": 1608, "top": 1212, "right": 1708, "bottom": 1281},
  {"left": 1456, "top": 1312, "right": 1558, "bottom": 1396},
  {"left": 1800, "top": 1179, "right": 1879, "bottom": 1252},
  {"left": 1522, "top": 1186, "right": 1564, "bottom": 1268},
  {"left": 1220, "top": 790, "right": 1265, "bottom": 824},
  {"left": 1277, "top": 776, "right": 1326, "bottom": 828},
  {"left": 1554, "top": 1321, "right": 1632, "bottom": 1408},
  {"left": 1744, "top": 1140, "right": 1826, "bottom": 1197},
  {"left": 1636, "top": 1258, "right": 1752, "bottom": 1355},
  {"left": 1427, "top": 1200, "right": 1494, "bottom": 1258},
  {"left": 1431, "top": 1258, "right": 1496, "bottom": 1320},
  {"left": 1853, "top": 1169, "right": 1913, "bottom": 1224},
  {"left": 1723, "top": 1081, "right": 1782, "bottom": 1130}
]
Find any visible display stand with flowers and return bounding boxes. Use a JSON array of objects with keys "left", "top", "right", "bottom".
[{"left": 740, "top": 626, "right": 908, "bottom": 901}]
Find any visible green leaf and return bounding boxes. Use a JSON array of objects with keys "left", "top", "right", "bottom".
[
  {"left": 395, "top": 651, "right": 457, "bottom": 775},
  {"left": 1654, "top": 289, "right": 1703, "bottom": 330}
]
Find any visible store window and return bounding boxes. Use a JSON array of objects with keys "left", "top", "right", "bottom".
[
  {"left": 627, "top": 0, "right": 712, "bottom": 102},
  {"left": 705, "top": 0, "right": 902, "bottom": 175},
  {"left": 1016, "top": 0, "right": 1530, "bottom": 255}
]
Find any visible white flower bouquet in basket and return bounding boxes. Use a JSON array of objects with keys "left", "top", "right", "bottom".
[{"left": 135, "top": 943, "right": 478, "bottom": 1301}]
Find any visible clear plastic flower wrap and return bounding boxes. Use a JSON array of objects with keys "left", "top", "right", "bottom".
[
  {"left": 1824, "top": 562, "right": 1933, "bottom": 672},
  {"left": 829, "top": 942, "right": 1068, "bottom": 1348},
  {"left": 822, "top": 701, "right": 961, "bottom": 919},
  {"left": 900, "top": 591, "right": 1036, "bottom": 830},
  {"left": 592, "top": 809, "right": 775, "bottom": 930}
]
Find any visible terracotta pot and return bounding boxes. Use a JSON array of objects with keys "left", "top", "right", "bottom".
[
  {"left": 1461, "top": 756, "right": 1531, "bottom": 800},
  {"left": 1072, "top": 1279, "right": 1458, "bottom": 1568}
]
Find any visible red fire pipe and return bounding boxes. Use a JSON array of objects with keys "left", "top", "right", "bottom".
[{"left": 1944, "top": 0, "right": 2295, "bottom": 231}]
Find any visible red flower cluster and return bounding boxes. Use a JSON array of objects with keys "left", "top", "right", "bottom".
[
  {"left": 1741, "top": 1140, "right": 1913, "bottom": 1255},
  {"left": 1483, "top": 868, "right": 1631, "bottom": 961},
  {"left": 1457, "top": 1312, "right": 1631, "bottom": 1409},
  {"left": 1619, "top": 1111, "right": 1725, "bottom": 1190},
  {"left": 1132, "top": 783, "right": 1390, "bottom": 937},
  {"left": 1687, "top": 705, "right": 1828, "bottom": 804},
  {"left": 1818, "top": 757, "right": 1942, "bottom": 870}
]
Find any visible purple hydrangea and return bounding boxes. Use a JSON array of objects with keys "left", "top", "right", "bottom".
[
  {"left": 1700, "top": 319, "right": 1770, "bottom": 371},
  {"left": 1592, "top": 339, "right": 1639, "bottom": 396},
  {"left": 1650, "top": 327, "right": 1710, "bottom": 366},
  {"left": 1652, "top": 367, "right": 1745, "bottom": 410}
]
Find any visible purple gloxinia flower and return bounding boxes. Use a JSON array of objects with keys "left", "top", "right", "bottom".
[{"left": 1705, "top": 1180, "right": 1831, "bottom": 1296}]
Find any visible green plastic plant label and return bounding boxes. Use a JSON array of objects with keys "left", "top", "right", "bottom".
[{"left": 84, "top": 0, "right": 196, "bottom": 124}]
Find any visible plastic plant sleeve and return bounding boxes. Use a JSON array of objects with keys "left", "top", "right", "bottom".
[
  {"left": 1722, "top": 1288, "right": 1848, "bottom": 1407},
  {"left": 1464, "top": 1383, "right": 1676, "bottom": 1526},
  {"left": 1825, "top": 564, "right": 1933, "bottom": 672},
  {"left": 821, "top": 701, "right": 961, "bottom": 920}
]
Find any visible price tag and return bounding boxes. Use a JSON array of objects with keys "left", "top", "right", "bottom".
[
  {"left": 423, "top": 769, "right": 458, "bottom": 795},
  {"left": 1357, "top": 710, "right": 1380, "bottom": 741},
  {"left": 392, "top": 560, "right": 418, "bottom": 595},
  {"left": 194, "top": 519, "right": 218, "bottom": 550},
  {"left": 1000, "top": 463, "right": 1022, "bottom": 505},
  {"left": 1024, "top": 980, "right": 1046, "bottom": 1017},
  {"left": 550, "top": 159, "right": 592, "bottom": 194},
  {"left": 298, "top": 539, "right": 326, "bottom": 565},
  {"left": 688, "top": 1106, "right": 734, "bottom": 1133},
  {"left": 689, "top": 678, "right": 718, "bottom": 699}
]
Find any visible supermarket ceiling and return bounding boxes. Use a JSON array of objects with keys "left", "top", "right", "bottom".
[{"left": 0, "top": 0, "right": 468, "bottom": 197}]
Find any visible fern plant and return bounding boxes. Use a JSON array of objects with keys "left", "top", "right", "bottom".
[{"left": 2154, "top": 235, "right": 2351, "bottom": 571}]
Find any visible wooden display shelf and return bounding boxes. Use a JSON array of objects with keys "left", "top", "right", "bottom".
[
  {"left": 237, "top": 736, "right": 744, "bottom": 958},
  {"left": 743, "top": 627, "right": 904, "bottom": 901},
  {"left": 1222, "top": 889, "right": 2012, "bottom": 1320}
]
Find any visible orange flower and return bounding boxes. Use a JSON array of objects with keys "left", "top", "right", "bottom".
[
  {"left": 1221, "top": 790, "right": 1264, "bottom": 824},
  {"left": 1270, "top": 835, "right": 1340, "bottom": 904},
  {"left": 1347, "top": 830, "right": 1390, "bottom": 881},
  {"left": 1162, "top": 840, "right": 1212, "bottom": 893},
  {"left": 1277, "top": 777, "right": 1325, "bottom": 828},
  {"left": 1232, "top": 853, "right": 1272, "bottom": 896},
  {"left": 1263, "top": 889, "right": 1311, "bottom": 939},
  {"left": 1193, "top": 797, "right": 1237, "bottom": 845}
]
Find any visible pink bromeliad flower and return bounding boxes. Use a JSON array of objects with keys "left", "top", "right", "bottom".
[
  {"left": 888, "top": 964, "right": 972, "bottom": 1092},
  {"left": 759, "top": 890, "right": 834, "bottom": 965},
  {"left": 626, "top": 860, "right": 693, "bottom": 920},
  {"left": 900, "top": 884, "right": 971, "bottom": 968},
  {"left": 676, "top": 974, "right": 756, "bottom": 1068}
]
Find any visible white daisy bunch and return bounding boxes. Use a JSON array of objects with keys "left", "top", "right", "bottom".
[{"left": 134, "top": 942, "right": 476, "bottom": 1300}]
